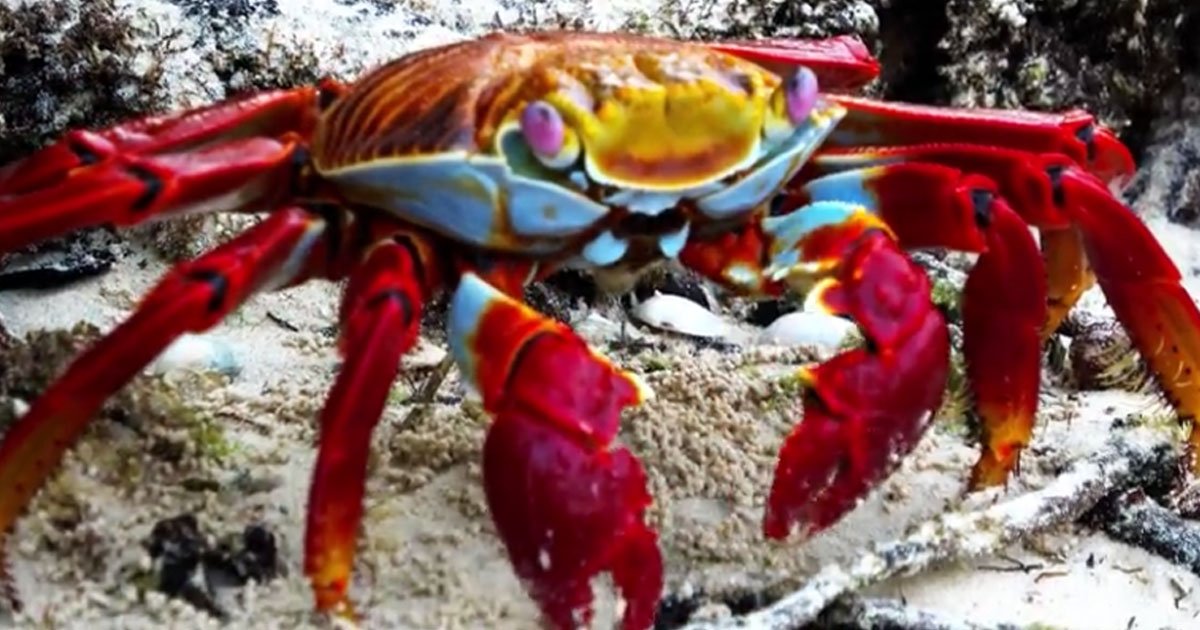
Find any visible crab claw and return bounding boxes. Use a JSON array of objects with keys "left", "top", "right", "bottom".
[
  {"left": 764, "top": 230, "right": 950, "bottom": 539},
  {"left": 448, "top": 273, "right": 661, "bottom": 630}
]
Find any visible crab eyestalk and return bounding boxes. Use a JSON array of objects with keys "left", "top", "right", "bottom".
[
  {"left": 519, "top": 100, "right": 582, "bottom": 169},
  {"left": 765, "top": 66, "right": 820, "bottom": 142}
]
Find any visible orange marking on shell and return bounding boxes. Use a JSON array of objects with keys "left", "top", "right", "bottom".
[{"left": 591, "top": 133, "right": 757, "bottom": 182}]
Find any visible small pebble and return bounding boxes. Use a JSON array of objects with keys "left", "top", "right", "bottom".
[
  {"left": 759, "top": 311, "right": 857, "bottom": 353},
  {"left": 148, "top": 333, "right": 241, "bottom": 378},
  {"left": 631, "top": 293, "right": 730, "bottom": 339}
]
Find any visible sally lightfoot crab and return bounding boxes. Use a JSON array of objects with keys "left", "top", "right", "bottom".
[{"left": 0, "top": 30, "right": 1197, "bottom": 629}]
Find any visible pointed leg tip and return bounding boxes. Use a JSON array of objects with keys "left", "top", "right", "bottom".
[
  {"left": 968, "top": 452, "right": 1016, "bottom": 490},
  {"left": 306, "top": 561, "right": 352, "bottom": 613},
  {"left": 762, "top": 507, "right": 800, "bottom": 541}
]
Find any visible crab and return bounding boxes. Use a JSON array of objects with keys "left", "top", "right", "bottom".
[{"left": 0, "top": 29, "right": 1197, "bottom": 630}]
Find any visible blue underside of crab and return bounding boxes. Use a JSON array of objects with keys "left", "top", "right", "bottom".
[{"left": 322, "top": 97, "right": 847, "bottom": 269}]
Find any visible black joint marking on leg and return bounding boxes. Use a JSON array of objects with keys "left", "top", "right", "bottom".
[
  {"left": 187, "top": 269, "right": 229, "bottom": 313},
  {"left": 127, "top": 165, "right": 163, "bottom": 212},
  {"left": 1045, "top": 164, "right": 1066, "bottom": 207},
  {"left": 1075, "top": 124, "right": 1096, "bottom": 163},
  {"left": 67, "top": 139, "right": 101, "bottom": 166},
  {"left": 290, "top": 145, "right": 309, "bottom": 172},
  {"left": 288, "top": 145, "right": 312, "bottom": 196},
  {"left": 317, "top": 84, "right": 340, "bottom": 111},
  {"left": 367, "top": 289, "right": 414, "bottom": 326},
  {"left": 969, "top": 188, "right": 994, "bottom": 229},
  {"left": 306, "top": 202, "right": 343, "bottom": 269}
]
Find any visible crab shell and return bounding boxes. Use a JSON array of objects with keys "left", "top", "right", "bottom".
[{"left": 310, "top": 31, "right": 847, "bottom": 265}]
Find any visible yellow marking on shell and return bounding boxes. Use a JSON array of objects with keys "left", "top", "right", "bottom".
[{"left": 527, "top": 52, "right": 780, "bottom": 191}]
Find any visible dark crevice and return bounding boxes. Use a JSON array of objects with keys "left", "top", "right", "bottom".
[{"left": 876, "top": 0, "right": 951, "bottom": 104}]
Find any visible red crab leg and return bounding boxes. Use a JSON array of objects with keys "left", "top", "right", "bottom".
[
  {"left": 0, "top": 207, "right": 331, "bottom": 596},
  {"left": 812, "top": 98, "right": 1136, "bottom": 337},
  {"left": 1049, "top": 160, "right": 1200, "bottom": 467},
  {"left": 305, "top": 229, "right": 440, "bottom": 617},
  {"left": 822, "top": 96, "right": 1137, "bottom": 187},
  {"left": 958, "top": 199, "right": 1046, "bottom": 484},
  {"left": 707, "top": 35, "right": 881, "bottom": 91},
  {"left": 0, "top": 136, "right": 302, "bottom": 254},
  {"left": 0, "top": 80, "right": 349, "bottom": 255},
  {"left": 0, "top": 83, "right": 335, "bottom": 196},
  {"left": 1040, "top": 226, "right": 1095, "bottom": 338},
  {"left": 447, "top": 269, "right": 660, "bottom": 630},
  {"left": 681, "top": 202, "right": 950, "bottom": 536},
  {"left": 802, "top": 143, "right": 1100, "bottom": 338},
  {"left": 784, "top": 163, "right": 1048, "bottom": 486}
]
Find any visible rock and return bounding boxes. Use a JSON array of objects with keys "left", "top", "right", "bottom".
[
  {"left": 148, "top": 333, "right": 241, "bottom": 379},
  {"left": 759, "top": 311, "right": 857, "bottom": 354},
  {"left": 1068, "top": 319, "right": 1150, "bottom": 393},
  {"left": 631, "top": 293, "right": 729, "bottom": 339},
  {"left": 1125, "top": 76, "right": 1200, "bottom": 225},
  {"left": 937, "top": 0, "right": 1197, "bottom": 152},
  {"left": 143, "top": 513, "right": 282, "bottom": 620}
]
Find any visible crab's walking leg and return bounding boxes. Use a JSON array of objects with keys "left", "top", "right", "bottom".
[
  {"left": 1052, "top": 164, "right": 1200, "bottom": 466},
  {"left": 957, "top": 198, "right": 1047, "bottom": 484},
  {"left": 447, "top": 270, "right": 661, "bottom": 630},
  {"left": 0, "top": 83, "right": 338, "bottom": 195},
  {"left": 1040, "top": 227, "right": 1095, "bottom": 339},
  {"left": 0, "top": 81, "right": 347, "bottom": 254},
  {"left": 682, "top": 201, "right": 950, "bottom": 537},
  {"left": 304, "top": 229, "right": 440, "bottom": 617},
  {"left": 0, "top": 137, "right": 303, "bottom": 254},
  {"left": 0, "top": 207, "right": 332, "bottom": 597}
]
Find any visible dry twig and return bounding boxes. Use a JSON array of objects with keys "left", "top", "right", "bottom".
[
  {"left": 1086, "top": 487, "right": 1200, "bottom": 577},
  {"left": 815, "top": 594, "right": 1021, "bottom": 630},
  {"left": 680, "top": 434, "right": 1175, "bottom": 630}
]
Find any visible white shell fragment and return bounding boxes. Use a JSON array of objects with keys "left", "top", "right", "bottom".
[
  {"left": 148, "top": 333, "right": 242, "bottom": 378},
  {"left": 759, "top": 311, "right": 858, "bottom": 353},
  {"left": 631, "top": 293, "right": 730, "bottom": 339}
]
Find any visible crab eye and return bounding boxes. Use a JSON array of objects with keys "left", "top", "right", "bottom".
[
  {"left": 784, "top": 67, "right": 819, "bottom": 126},
  {"left": 519, "top": 100, "right": 580, "bottom": 170},
  {"left": 521, "top": 101, "right": 563, "bottom": 154}
]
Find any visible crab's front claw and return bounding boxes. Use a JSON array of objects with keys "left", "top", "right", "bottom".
[
  {"left": 764, "top": 231, "right": 949, "bottom": 539},
  {"left": 449, "top": 273, "right": 662, "bottom": 630}
]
